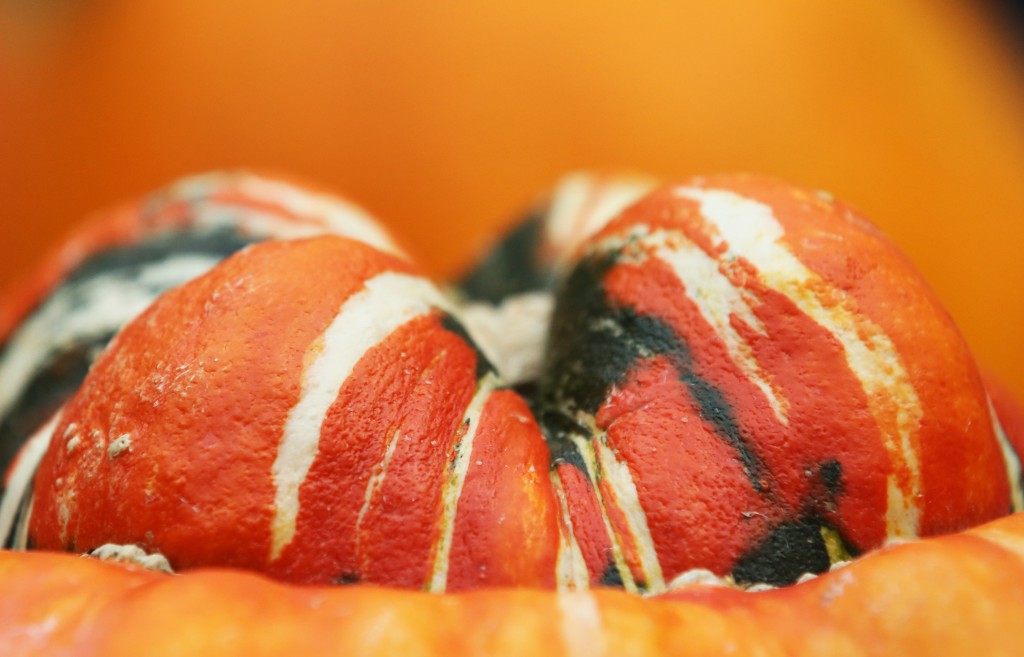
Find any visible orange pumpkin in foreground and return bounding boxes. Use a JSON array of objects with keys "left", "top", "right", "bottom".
[{"left": 1, "top": 172, "right": 1023, "bottom": 654}]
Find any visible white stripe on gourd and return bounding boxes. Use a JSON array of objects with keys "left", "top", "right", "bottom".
[
  {"left": 551, "top": 470, "right": 591, "bottom": 592},
  {"left": 233, "top": 176, "right": 402, "bottom": 257},
  {"left": 592, "top": 435, "right": 666, "bottom": 593},
  {"left": 354, "top": 425, "right": 404, "bottom": 562},
  {"left": 0, "top": 255, "right": 220, "bottom": 425},
  {"left": 269, "top": 272, "right": 451, "bottom": 561},
  {"left": 546, "top": 173, "right": 654, "bottom": 267},
  {"left": 0, "top": 411, "right": 60, "bottom": 547},
  {"left": 608, "top": 228, "right": 789, "bottom": 424},
  {"left": 427, "top": 373, "right": 499, "bottom": 593},
  {"left": 989, "top": 398, "right": 1024, "bottom": 512},
  {"left": 675, "top": 187, "right": 925, "bottom": 539},
  {"left": 566, "top": 428, "right": 639, "bottom": 594},
  {"left": 155, "top": 172, "right": 402, "bottom": 257}
]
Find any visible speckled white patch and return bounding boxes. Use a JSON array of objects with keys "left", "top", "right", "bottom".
[
  {"left": 819, "top": 568, "right": 857, "bottom": 606},
  {"left": 665, "top": 568, "right": 733, "bottom": 591},
  {"left": 107, "top": 433, "right": 132, "bottom": 460},
  {"left": 89, "top": 543, "right": 173, "bottom": 574}
]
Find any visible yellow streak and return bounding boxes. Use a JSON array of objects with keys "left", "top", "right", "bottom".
[
  {"left": 426, "top": 374, "right": 497, "bottom": 593},
  {"left": 592, "top": 436, "right": 666, "bottom": 593},
  {"left": 551, "top": 470, "right": 592, "bottom": 592}
]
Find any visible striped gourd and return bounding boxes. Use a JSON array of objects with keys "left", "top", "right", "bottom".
[{"left": 1, "top": 173, "right": 1021, "bottom": 598}]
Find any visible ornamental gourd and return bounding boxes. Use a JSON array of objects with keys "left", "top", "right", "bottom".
[{"left": 1, "top": 172, "right": 1022, "bottom": 655}]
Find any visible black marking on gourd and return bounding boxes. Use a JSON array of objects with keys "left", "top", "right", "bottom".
[
  {"left": 511, "top": 381, "right": 539, "bottom": 409},
  {"left": 0, "top": 337, "right": 110, "bottom": 482},
  {"left": 599, "top": 558, "right": 625, "bottom": 587},
  {"left": 3, "top": 485, "right": 35, "bottom": 550},
  {"left": 727, "top": 459, "right": 857, "bottom": 585},
  {"left": 0, "top": 226, "right": 255, "bottom": 350},
  {"left": 731, "top": 520, "right": 832, "bottom": 586},
  {"left": 439, "top": 313, "right": 497, "bottom": 381},
  {"left": 332, "top": 572, "right": 361, "bottom": 585},
  {"left": 0, "top": 227, "right": 259, "bottom": 482},
  {"left": 798, "top": 459, "right": 846, "bottom": 522},
  {"left": 540, "top": 252, "right": 766, "bottom": 490},
  {"left": 541, "top": 412, "right": 589, "bottom": 474},
  {"left": 457, "top": 207, "right": 553, "bottom": 304},
  {"left": 60, "top": 227, "right": 255, "bottom": 288},
  {"left": 819, "top": 459, "right": 843, "bottom": 497}
]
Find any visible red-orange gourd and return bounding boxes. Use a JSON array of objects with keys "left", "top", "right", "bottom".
[{"left": 1, "top": 172, "right": 1022, "bottom": 655}]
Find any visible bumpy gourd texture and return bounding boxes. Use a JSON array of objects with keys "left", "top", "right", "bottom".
[{"left": 1, "top": 172, "right": 1022, "bottom": 655}]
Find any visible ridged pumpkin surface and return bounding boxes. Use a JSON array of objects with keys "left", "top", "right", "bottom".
[{"left": 3, "top": 512, "right": 1024, "bottom": 656}]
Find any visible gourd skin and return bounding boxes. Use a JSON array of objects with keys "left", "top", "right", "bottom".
[
  {"left": 10, "top": 173, "right": 1024, "bottom": 590},
  {"left": 458, "top": 172, "right": 655, "bottom": 305},
  {"left": 988, "top": 373, "right": 1024, "bottom": 459},
  {"left": 25, "top": 237, "right": 559, "bottom": 589},
  {"left": 538, "top": 174, "right": 1021, "bottom": 588},
  {"left": 2, "top": 512, "right": 1024, "bottom": 656},
  {"left": 1, "top": 172, "right": 1023, "bottom": 655},
  {"left": 0, "top": 172, "right": 398, "bottom": 492}
]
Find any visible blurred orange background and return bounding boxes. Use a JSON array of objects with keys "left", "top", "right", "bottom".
[{"left": 1, "top": 0, "right": 1023, "bottom": 395}]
